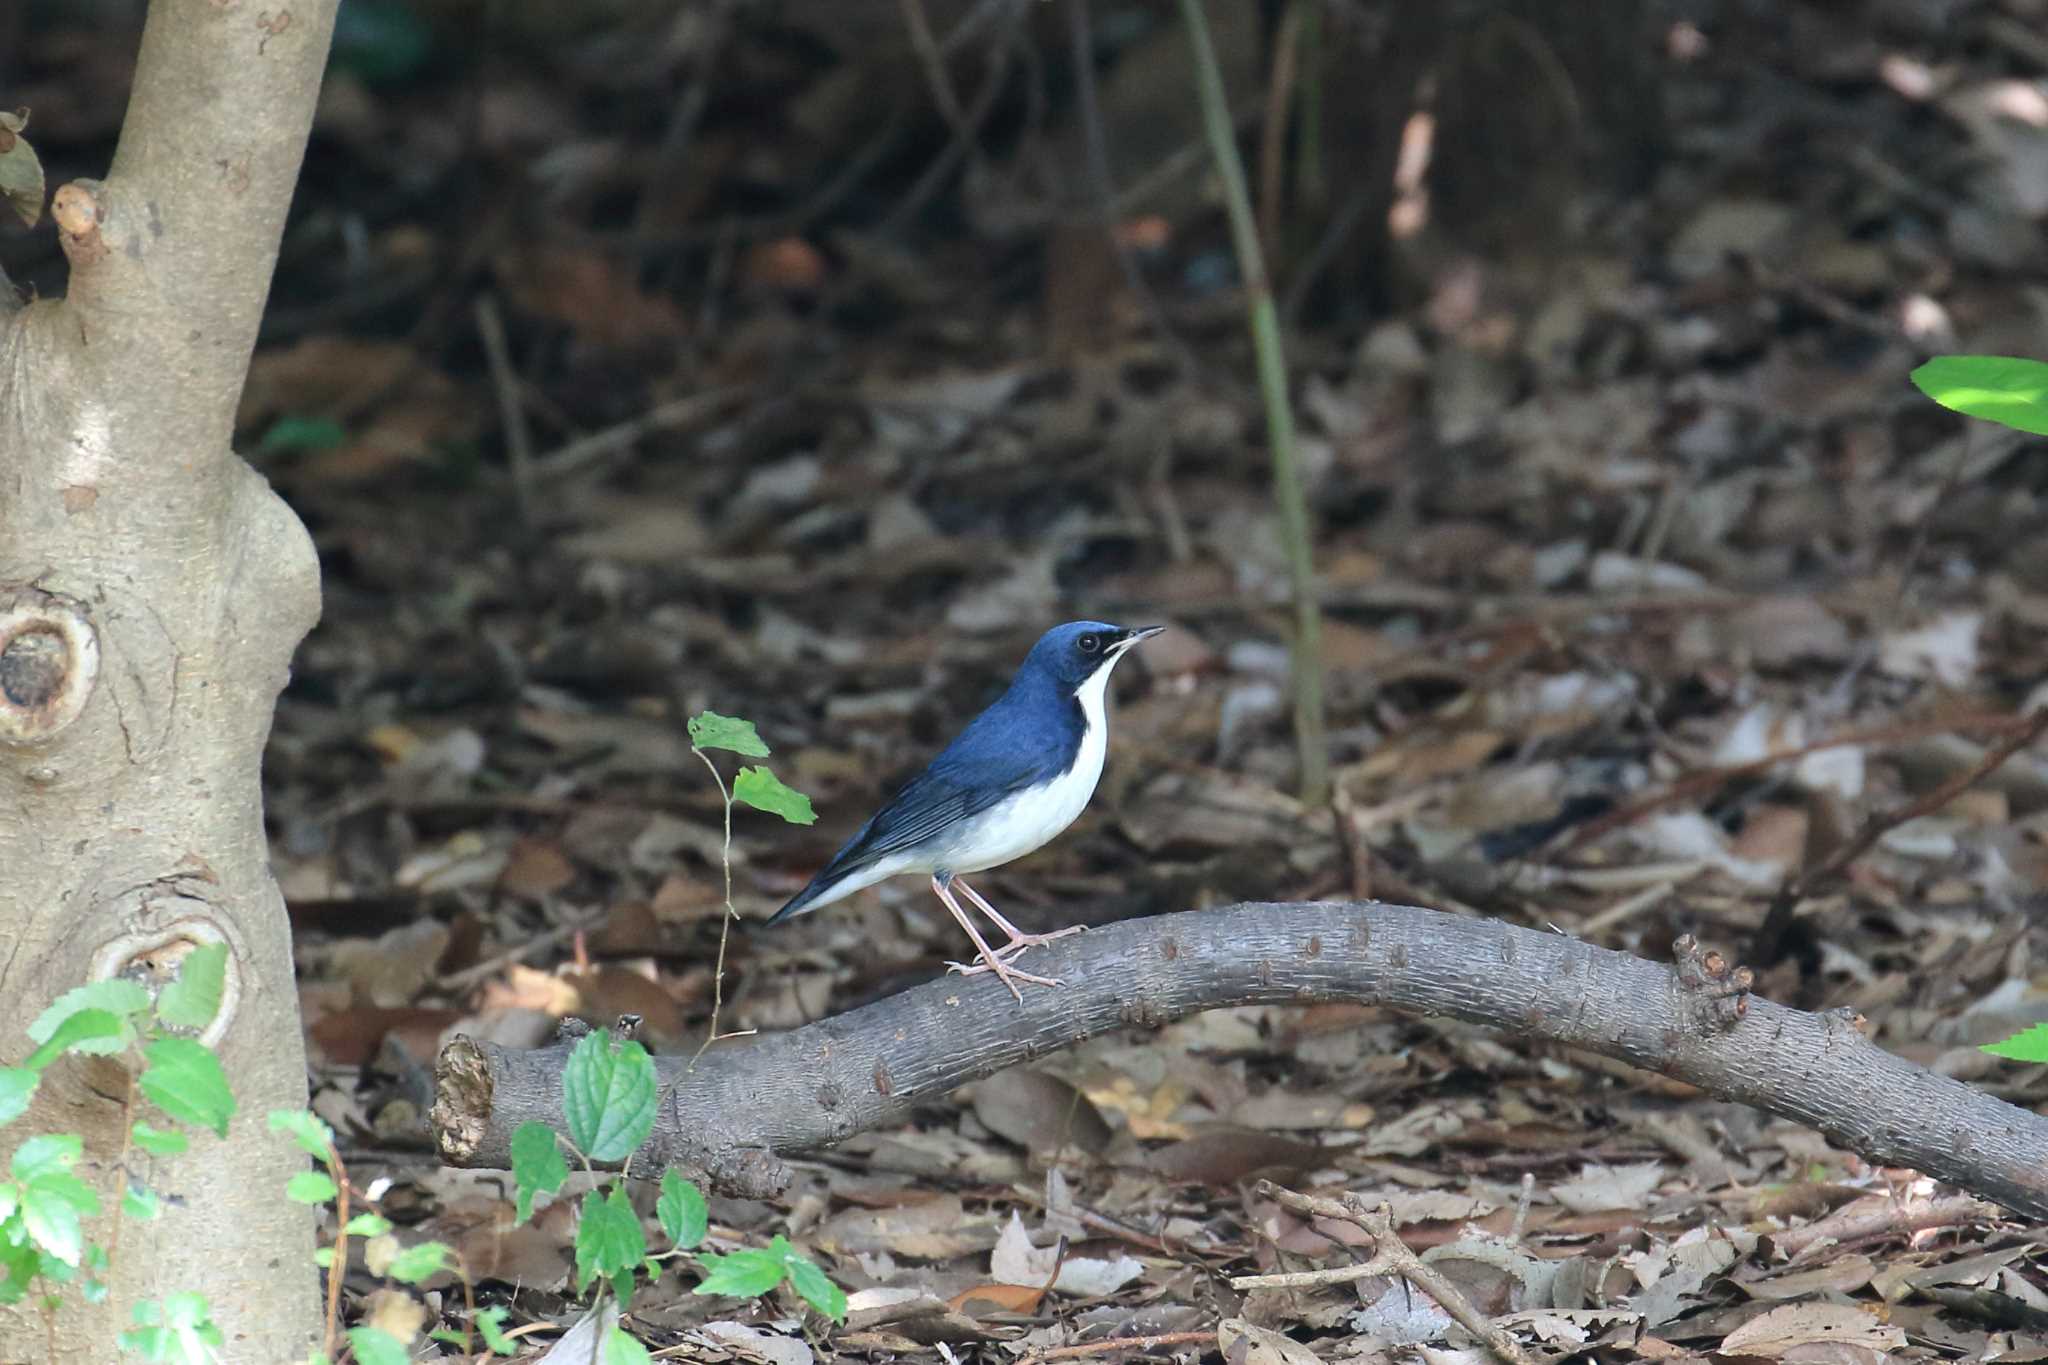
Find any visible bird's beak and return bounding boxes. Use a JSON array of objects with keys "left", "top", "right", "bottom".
[{"left": 1111, "top": 625, "right": 1166, "bottom": 654}]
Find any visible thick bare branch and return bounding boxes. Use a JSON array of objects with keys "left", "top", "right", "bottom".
[{"left": 434, "top": 900, "right": 2048, "bottom": 1220}]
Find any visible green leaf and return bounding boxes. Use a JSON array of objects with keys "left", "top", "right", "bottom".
[
  {"left": 345, "top": 1325, "right": 412, "bottom": 1365},
  {"left": 607, "top": 1325, "right": 655, "bottom": 1365},
  {"left": 562, "top": 1032, "right": 657, "bottom": 1163},
  {"left": 154, "top": 943, "right": 229, "bottom": 1033},
  {"left": 346, "top": 1212, "right": 394, "bottom": 1238},
  {"left": 24, "top": 1008, "right": 130, "bottom": 1070},
  {"left": 130, "top": 1122, "right": 187, "bottom": 1156},
  {"left": 657, "top": 1168, "right": 708, "bottom": 1250},
  {"left": 384, "top": 1240, "right": 452, "bottom": 1284},
  {"left": 11, "top": 1133, "right": 80, "bottom": 1184},
  {"left": 688, "top": 711, "right": 771, "bottom": 757},
  {"left": 22, "top": 1174, "right": 100, "bottom": 1266},
  {"left": 0, "top": 1184, "right": 15, "bottom": 1222},
  {"left": 784, "top": 1253, "right": 848, "bottom": 1322},
  {"left": 29, "top": 981, "right": 149, "bottom": 1056},
  {"left": 476, "top": 1305, "right": 517, "bottom": 1355},
  {"left": 0, "top": 1229, "right": 35, "bottom": 1305},
  {"left": 140, "top": 1038, "right": 235, "bottom": 1137},
  {"left": 0, "top": 110, "right": 45, "bottom": 229},
  {"left": 1911, "top": 355, "right": 2048, "bottom": 437},
  {"left": 0, "top": 1069, "right": 35, "bottom": 1126},
  {"left": 692, "top": 1247, "right": 788, "bottom": 1299},
  {"left": 1983, "top": 1022, "right": 2048, "bottom": 1062},
  {"left": 122, "top": 1181, "right": 161, "bottom": 1222},
  {"left": 575, "top": 1184, "right": 646, "bottom": 1294},
  {"left": 286, "top": 1171, "right": 339, "bottom": 1205},
  {"left": 313, "top": 1246, "right": 334, "bottom": 1269},
  {"left": 510, "top": 1121, "right": 568, "bottom": 1225},
  {"left": 733, "top": 766, "right": 816, "bottom": 825},
  {"left": 266, "top": 1108, "right": 335, "bottom": 1159},
  {"left": 257, "top": 415, "right": 349, "bottom": 457}
]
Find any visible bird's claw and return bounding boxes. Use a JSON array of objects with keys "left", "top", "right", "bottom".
[{"left": 945, "top": 958, "right": 1063, "bottom": 990}]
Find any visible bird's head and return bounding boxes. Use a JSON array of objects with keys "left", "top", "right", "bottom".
[{"left": 1022, "top": 621, "right": 1165, "bottom": 693}]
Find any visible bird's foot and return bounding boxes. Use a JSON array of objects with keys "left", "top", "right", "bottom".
[{"left": 945, "top": 955, "right": 1063, "bottom": 998}]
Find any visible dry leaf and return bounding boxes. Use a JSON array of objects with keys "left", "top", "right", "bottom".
[{"left": 1717, "top": 1301, "right": 1904, "bottom": 1357}]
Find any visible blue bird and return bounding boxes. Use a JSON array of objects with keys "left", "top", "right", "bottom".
[{"left": 769, "top": 621, "right": 1163, "bottom": 1001}]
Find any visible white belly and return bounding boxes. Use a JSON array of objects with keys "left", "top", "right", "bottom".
[{"left": 937, "top": 665, "right": 1111, "bottom": 874}]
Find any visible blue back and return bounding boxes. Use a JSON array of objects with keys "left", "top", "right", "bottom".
[{"left": 768, "top": 622, "right": 1119, "bottom": 918}]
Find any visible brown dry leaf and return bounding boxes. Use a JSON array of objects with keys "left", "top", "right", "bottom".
[
  {"left": 948, "top": 1281, "right": 1048, "bottom": 1315},
  {"left": 972, "top": 1068, "right": 1114, "bottom": 1157},
  {"left": 499, "top": 835, "right": 576, "bottom": 899},
  {"left": 560, "top": 967, "right": 688, "bottom": 1048},
  {"left": 1717, "top": 1302, "right": 1904, "bottom": 1358},
  {"left": 1731, "top": 804, "right": 1809, "bottom": 869},
  {"left": 308, "top": 1005, "right": 462, "bottom": 1069},
  {"left": 1217, "top": 1317, "right": 1322, "bottom": 1365},
  {"left": 327, "top": 920, "right": 452, "bottom": 1007},
  {"left": 815, "top": 1195, "right": 998, "bottom": 1260},
  {"left": 1227, "top": 1091, "right": 1375, "bottom": 1132},
  {"left": 1353, "top": 729, "right": 1505, "bottom": 785},
  {"left": 1741, "top": 1255, "right": 1877, "bottom": 1301},
  {"left": 361, "top": 1288, "right": 426, "bottom": 1347},
  {"left": 495, "top": 243, "right": 688, "bottom": 350},
  {"left": 1144, "top": 1128, "right": 1323, "bottom": 1186},
  {"left": 1081, "top": 1075, "right": 1192, "bottom": 1140},
  {"left": 480, "top": 963, "right": 582, "bottom": 1016}
]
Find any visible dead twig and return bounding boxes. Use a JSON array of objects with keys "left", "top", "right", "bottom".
[
  {"left": 1020, "top": 1331, "right": 1217, "bottom": 1363},
  {"left": 1240, "top": 1182, "right": 1537, "bottom": 1365},
  {"left": 1773, "top": 1193, "right": 2000, "bottom": 1260},
  {"left": 473, "top": 293, "right": 536, "bottom": 526},
  {"left": 1751, "top": 702, "right": 2048, "bottom": 965}
]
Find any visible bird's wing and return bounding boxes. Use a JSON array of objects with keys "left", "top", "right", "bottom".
[{"left": 767, "top": 714, "right": 1066, "bottom": 921}]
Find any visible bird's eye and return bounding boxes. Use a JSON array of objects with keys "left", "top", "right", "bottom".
[{"left": 1077, "top": 634, "right": 1101, "bottom": 654}]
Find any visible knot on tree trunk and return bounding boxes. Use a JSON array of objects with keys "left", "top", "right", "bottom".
[{"left": 0, "top": 588, "right": 100, "bottom": 744}]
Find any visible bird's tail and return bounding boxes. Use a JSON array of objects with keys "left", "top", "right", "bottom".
[{"left": 764, "top": 877, "right": 827, "bottom": 925}]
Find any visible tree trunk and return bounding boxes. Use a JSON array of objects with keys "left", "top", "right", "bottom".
[{"left": 0, "top": 2, "right": 337, "bottom": 1359}]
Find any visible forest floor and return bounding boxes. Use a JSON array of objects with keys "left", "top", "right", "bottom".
[{"left": 17, "top": 0, "right": 2048, "bottom": 1360}]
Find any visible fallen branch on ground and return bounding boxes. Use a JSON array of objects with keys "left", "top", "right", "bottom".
[{"left": 431, "top": 900, "right": 2048, "bottom": 1219}]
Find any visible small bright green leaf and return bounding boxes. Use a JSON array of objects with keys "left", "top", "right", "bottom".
[
  {"left": 0, "top": 1069, "right": 35, "bottom": 1126},
  {"left": 476, "top": 1305, "right": 517, "bottom": 1355},
  {"left": 29, "top": 982, "right": 149, "bottom": 1055},
  {"left": 313, "top": 1246, "right": 334, "bottom": 1269},
  {"left": 11, "top": 1134, "right": 80, "bottom": 1184},
  {"left": 346, "top": 1325, "right": 412, "bottom": 1365},
  {"left": 0, "top": 1184, "right": 15, "bottom": 1222},
  {"left": 510, "top": 1121, "right": 568, "bottom": 1224},
  {"left": 384, "top": 1240, "right": 452, "bottom": 1284},
  {"left": 0, "top": 110, "right": 45, "bottom": 229},
  {"left": 131, "top": 1122, "right": 187, "bottom": 1157},
  {"left": 692, "top": 1247, "right": 788, "bottom": 1299},
  {"left": 82, "top": 1275, "right": 108, "bottom": 1304},
  {"left": 1983, "top": 1022, "right": 2048, "bottom": 1062},
  {"left": 24, "top": 1009, "right": 129, "bottom": 1070},
  {"left": 688, "top": 710, "right": 771, "bottom": 757},
  {"left": 562, "top": 1032, "right": 657, "bottom": 1163},
  {"left": 154, "top": 943, "right": 229, "bottom": 1033},
  {"left": 346, "top": 1212, "right": 394, "bottom": 1237},
  {"left": 122, "top": 1181, "right": 161, "bottom": 1222},
  {"left": 286, "top": 1171, "right": 339, "bottom": 1205},
  {"left": 733, "top": 766, "right": 816, "bottom": 825},
  {"left": 1911, "top": 355, "right": 2048, "bottom": 436},
  {"left": 607, "top": 1325, "right": 655, "bottom": 1365},
  {"left": 784, "top": 1254, "right": 847, "bottom": 1322},
  {"left": 0, "top": 1230, "right": 35, "bottom": 1305},
  {"left": 266, "top": 1108, "right": 334, "bottom": 1159},
  {"left": 657, "top": 1168, "right": 708, "bottom": 1250},
  {"left": 258, "top": 415, "right": 349, "bottom": 457},
  {"left": 574, "top": 1185, "right": 646, "bottom": 1294},
  {"left": 22, "top": 1184, "right": 87, "bottom": 1265},
  {"left": 140, "top": 1038, "right": 235, "bottom": 1137}
]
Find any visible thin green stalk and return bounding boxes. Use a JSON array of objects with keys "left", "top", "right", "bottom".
[
  {"left": 1176, "top": 0, "right": 1328, "bottom": 801},
  {"left": 1293, "top": 0, "right": 1326, "bottom": 219}
]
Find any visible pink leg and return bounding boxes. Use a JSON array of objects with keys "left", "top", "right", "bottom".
[
  {"left": 953, "top": 876, "right": 1085, "bottom": 953},
  {"left": 930, "top": 874, "right": 1060, "bottom": 1003}
]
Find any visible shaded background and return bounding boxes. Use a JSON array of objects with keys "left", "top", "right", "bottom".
[{"left": 11, "top": 0, "right": 2048, "bottom": 1355}]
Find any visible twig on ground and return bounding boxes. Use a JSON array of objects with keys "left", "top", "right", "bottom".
[
  {"left": 1241, "top": 1183, "right": 1537, "bottom": 1365},
  {"left": 1771, "top": 1193, "right": 2000, "bottom": 1261},
  {"left": 473, "top": 293, "right": 536, "bottom": 526},
  {"left": 1752, "top": 701, "right": 2048, "bottom": 964},
  {"left": 530, "top": 387, "right": 745, "bottom": 481},
  {"left": 1020, "top": 1331, "right": 1216, "bottom": 1363}
]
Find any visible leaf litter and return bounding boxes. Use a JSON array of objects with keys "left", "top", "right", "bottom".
[{"left": 12, "top": 0, "right": 2044, "bottom": 1357}]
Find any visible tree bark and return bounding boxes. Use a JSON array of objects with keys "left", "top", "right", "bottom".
[
  {"left": 435, "top": 901, "right": 2048, "bottom": 1220},
  {"left": 0, "top": 2, "right": 337, "bottom": 1359}
]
